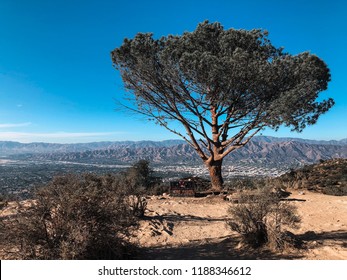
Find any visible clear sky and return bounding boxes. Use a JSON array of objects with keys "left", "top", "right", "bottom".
[{"left": 0, "top": 0, "right": 346, "bottom": 143}]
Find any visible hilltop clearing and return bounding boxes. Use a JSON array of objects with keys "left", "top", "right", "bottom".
[
  {"left": 131, "top": 191, "right": 347, "bottom": 260},
  {"left": 1, "top": 191, "right": 346, "bottom": 259}
]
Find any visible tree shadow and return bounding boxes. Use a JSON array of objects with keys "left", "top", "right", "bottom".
[
  {"left": 298, "top": 230, "right": 347, "bottom": 241},
  {"left": 139, "top": 214, "right": 347, "bottom": 260},
  {"left": 138, "top": 235, "right": 304, "bottom": 260},
  {"left": 297, "top": 230, "right": 347, "bottom": 248},
  {"left": 145, "top": 214, "right": 227, "bottom": 223},
  {"left": 281, "top": 198, "right": 307, "bottom": 202}
]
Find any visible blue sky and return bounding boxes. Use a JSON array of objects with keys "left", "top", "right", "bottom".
[{"left": 0, "top": 0, "right": 346, "bottom": 143}]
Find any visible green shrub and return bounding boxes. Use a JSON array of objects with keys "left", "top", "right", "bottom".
[{"left": 125, "top": 160, "right": 161, "bottom": 193}]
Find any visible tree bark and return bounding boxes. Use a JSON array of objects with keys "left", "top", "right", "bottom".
[{"left": 206, "top": 160, "right": 224, "bottom": 191}]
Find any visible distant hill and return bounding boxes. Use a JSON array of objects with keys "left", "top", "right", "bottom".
[
  {"left": 276, "top": 159, "right": 347, "bottom": 196},
  {"left": 5, "top": 136, "right": 347, "bottom": 168},
  {"left": 0, "top": 139, "right": 184, "bottom": 155},
  {"left": 1, "top": 136, "right": 346, "bottom": 156},
  {"left": 252, "top": 136, "right": 347, "bottom": 146}
]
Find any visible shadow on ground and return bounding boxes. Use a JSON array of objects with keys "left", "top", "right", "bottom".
[
  {"left": 139, "top": 213, "right": 347, "bottom": 260},
  {"left": 139, "top": 212, "right": 302, "bottom": 260},
  {"left": 298, "top": 230, "right": 347, "bottom": 242},
  {"left": 145, "top": 214, "right": 227, "bottom": 223},
  {"left": 297, "top": 230, "right": 347, "bottom": 249},
  {"left": 138, "top": 234, "right": 304, "bottom": 260}
]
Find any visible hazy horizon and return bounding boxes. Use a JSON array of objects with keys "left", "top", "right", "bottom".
[{"left": 1, "top": 135, "right": 346, "bottom": 145}]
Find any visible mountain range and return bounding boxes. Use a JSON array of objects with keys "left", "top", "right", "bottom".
[{"left": 2, "top": 136, "right": 346, "bottom": 167}]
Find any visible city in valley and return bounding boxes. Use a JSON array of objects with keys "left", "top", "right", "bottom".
[
  {"left": 1, "top": 136, "right": 347, "bottom": 197},
  {"left": 0, "top": 157, "right": 287, "bottom": 198}
]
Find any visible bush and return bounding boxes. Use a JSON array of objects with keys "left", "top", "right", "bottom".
[
  {"left": 2, "top": 173, "right": 140, "bottom": 259},
  {"left": 147, "top": 183, "right": 170, "bottom": 195},
  {"left": 224, "top": 177, "right": 271, "bottom": 192},
  {"left": 124, "top": 192, "right": 148, "bottom": 218},
  {"left": 321, "top": 185, "right": 347, "bottom": 196},
  {"left": 0, "top": 193, "right": 8, "bottom": 210},
  {"left": 227, "top": 187, "right": 300, "bottom": 250},
  {"left": 125, "top": 160, "right": 161, "bottom": 193}
]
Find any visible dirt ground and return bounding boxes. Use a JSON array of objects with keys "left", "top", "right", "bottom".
[
  {"left": 1, "top": 190, "right": 346, "bottom": 260},
  {"left": 132, "top": 190, "right": 347, "bottom": 260}
]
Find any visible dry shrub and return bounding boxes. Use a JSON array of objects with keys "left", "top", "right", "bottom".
[
  {"left": 321, "top": 184, "right": 347, "bottom": 196},
  {"left": 125, "top": 195, "right": 148, "bottom": 218},
  {"left": 228, "top": 187, "right": 300, "bottom": 250},
  {"left": 0, "top": 194, "right": 8, "bottom": 210},
  {"left": 224, "top": 177, "right": 262, "bottom": 191},
  {"left": 2, "top": 173, "right": 140, "bottom": 259},
  {"left": 147, "top": 183, "right": 170, "bottom": 195},
  {"left": 125, "top": 159, "right": 162, "bottom": 194}
]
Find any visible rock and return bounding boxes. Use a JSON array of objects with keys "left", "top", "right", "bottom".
[
  {"left": 274, "top": 188, "right": 292, "bottom": 198},
  {"left": 224, "top": 195, "right": 240, "bottom": 203}
]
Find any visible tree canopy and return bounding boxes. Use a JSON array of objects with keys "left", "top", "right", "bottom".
[{"left": 111, "top": 21, "right": 334, "bottom": 190}]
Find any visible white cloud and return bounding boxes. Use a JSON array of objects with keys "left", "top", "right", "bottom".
[
  {"left": 0, "top": 131, "right": 125, "bottom": 143},
  {"left": 0, "top": 122, "right": 32, "bottom": 128}
]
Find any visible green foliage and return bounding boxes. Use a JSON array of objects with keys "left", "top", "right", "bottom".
[
  {"left": 125, "top": 160, "right": 156, "bottom": 189},
  {"left": 124, "top": 160, "right": 163, "bottom": 196},
  {"left": 111, "top": 21, "right": 334, "bottom": 190},
  {"left": 112, "top": 21, "right": 333, "bottom": 134},
  {"left": 2, "top": 173, "right": 139, "bottom": 259},
  {"left": 228, "top": 187, "right": 300, "bottom": 250}
]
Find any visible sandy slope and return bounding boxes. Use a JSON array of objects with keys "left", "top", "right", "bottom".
[{"left": 133, "top": 191, "right": 347, "bottom": 260}]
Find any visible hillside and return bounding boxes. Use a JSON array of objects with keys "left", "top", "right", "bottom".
[
  {"left": 1, "top": 137, "right": 346, "bottom": 155},
  {"left": 11, "top": 139, "right": 347, "bottom": 167},
  {"left": 0, "top": 140, "right": 184, "bottom": 156},
  {"left": 276, "top": 159, "right": 347, "bottom": 195}
]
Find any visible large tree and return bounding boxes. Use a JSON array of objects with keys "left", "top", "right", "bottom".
[{"left": 111, "top": 21, "right": 334, "bottom": 191}]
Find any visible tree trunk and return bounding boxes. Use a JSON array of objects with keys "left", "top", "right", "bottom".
[{"left": 206, "top": 160, "right": 224, "bottom": 191}]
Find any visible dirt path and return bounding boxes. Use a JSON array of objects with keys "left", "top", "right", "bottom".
[
  {"left": 1, "top": 191, "right": 346, "bottom": 259},
  {"left": 134, "top": 191, "right": 347, "bottom": 260}
]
